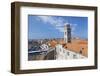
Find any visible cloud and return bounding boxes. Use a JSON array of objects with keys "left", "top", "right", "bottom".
[
  {"left": 36, "top": 16, "right": 65, "bottom": 32},
  {"left": 36, "top": 16, "right": 77, "bottom": 33}
]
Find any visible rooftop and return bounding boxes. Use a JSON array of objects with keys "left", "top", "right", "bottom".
[{"left": 48, "top": 39, "right": 88, "bottom": 57}]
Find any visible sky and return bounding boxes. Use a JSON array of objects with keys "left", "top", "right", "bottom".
[{"left": 28, "top": 15, "right": 88, "bottom": 39}]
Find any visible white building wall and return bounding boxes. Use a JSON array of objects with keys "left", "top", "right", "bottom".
[
  {"left": 55, "top": 44, "right": 86, "bottom": 60},
  {"left": 56, "top": 44, "right": 64, "bottom": 60},
  {"left": 40, "top": 44, "right": 49, "bottom": 51}
]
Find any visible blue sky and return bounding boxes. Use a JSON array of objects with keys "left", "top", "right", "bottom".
[{"left": 28, "top": 15, "right": 88, "bottom": 39}]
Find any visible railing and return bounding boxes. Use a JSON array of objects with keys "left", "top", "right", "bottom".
[
  {"left": 28, "top": 50, "right": 47, "bottom": 54},
  {"left": 28, "top": 47, "right": 55, "bottom": 55}
]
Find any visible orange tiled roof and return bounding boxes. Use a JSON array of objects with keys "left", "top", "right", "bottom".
[
  {"left": 49, "top": 39, "right": 88, "bottom": 57},
  {"left": 48, "top": 40, "right": 57, "bottom": 48}
]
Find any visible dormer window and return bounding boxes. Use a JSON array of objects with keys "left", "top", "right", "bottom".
[
  {"left": 79, "top": 48, "right": 84, "bottom": 54},
  {"left": 80, "top": 50, "right": 82, "bottom": 54}
]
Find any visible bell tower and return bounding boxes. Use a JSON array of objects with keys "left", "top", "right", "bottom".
[{"left": 64, "top": 23, "right": 71, "bottom": 43}]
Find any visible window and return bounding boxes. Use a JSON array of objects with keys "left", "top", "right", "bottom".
[
  {"left": 60, "top": 48, "right": 62, "bottom": 52},
  {"left": 73, "top": 54, "right": 77, "bottom": 59},
  {"left": 63, "top": 50, "right": 65, "bottom": 53},
  {"left": 67, "top": 52, "right": 70, "bottom": 56},
  {"left": 65, "top": 32, "right": 66, "bottom": 35},
  {"left": 80, "top": 50, "right": 82, "bottom": 54},
  {"left": 79, "top": 48, "right": 84, "bottom": 54}
]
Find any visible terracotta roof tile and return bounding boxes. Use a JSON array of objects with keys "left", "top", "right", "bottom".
[{"left": 49, "top": 39, "right": 88, "bottom": 57}]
